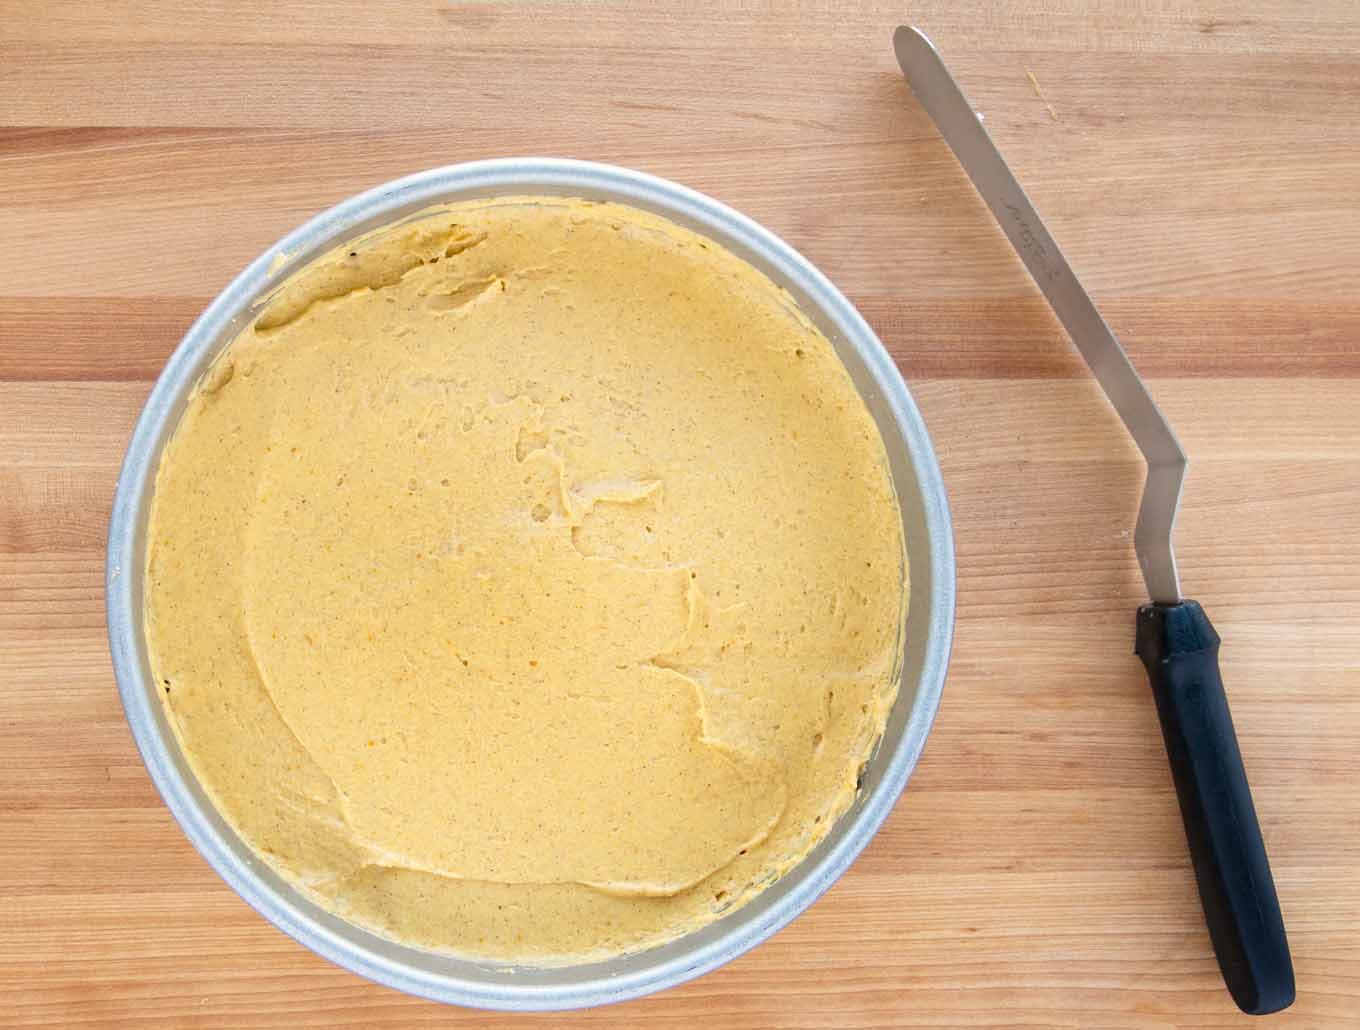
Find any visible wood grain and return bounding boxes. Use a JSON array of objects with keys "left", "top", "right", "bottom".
[{"left": 2, "top": 2, "right": 1358, "bottom": 1026}]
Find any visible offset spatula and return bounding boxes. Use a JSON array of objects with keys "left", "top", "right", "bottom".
[{"left": 894, "top": 25, "right": 1294, "bottom": 1015}]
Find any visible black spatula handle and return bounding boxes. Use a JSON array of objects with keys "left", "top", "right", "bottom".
[{"left": 1135, "top": 601, "right": 1294, "bottom": 1015}]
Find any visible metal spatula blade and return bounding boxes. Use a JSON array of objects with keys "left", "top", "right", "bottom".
[{"left": 894, "top": 24, "right": 1294, "bottom": 1015}]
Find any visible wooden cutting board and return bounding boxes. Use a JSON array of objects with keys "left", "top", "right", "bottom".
[{"left": 3, "top": 2, "right": 1358, "bottom": 1027}]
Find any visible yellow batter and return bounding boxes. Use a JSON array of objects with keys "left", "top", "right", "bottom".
[{"left": 144, "top": 197, "right": 907, "bottom": 961}]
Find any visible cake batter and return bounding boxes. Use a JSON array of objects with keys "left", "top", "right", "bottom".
[{"left": 144, "top": 197, "right": 907, "bottom": 961}]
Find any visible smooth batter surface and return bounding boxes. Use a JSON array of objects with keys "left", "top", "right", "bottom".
[{"left": 144, "top": 197, "right": 907, "bottom": 961}]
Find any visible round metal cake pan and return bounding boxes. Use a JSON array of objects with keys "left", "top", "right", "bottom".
[{"left": 106, "top": 158, "right": 955, "bottom": 1010}]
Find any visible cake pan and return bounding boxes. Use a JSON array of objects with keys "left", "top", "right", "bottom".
[{"left": 106, "top": 158, "right": 955, "bottom": 1010}]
